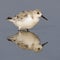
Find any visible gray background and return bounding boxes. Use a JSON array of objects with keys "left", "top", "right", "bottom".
[{"left": 0, "top": 0, "right": 60, "bottom": 60}]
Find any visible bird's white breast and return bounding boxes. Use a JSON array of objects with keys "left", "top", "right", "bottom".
[{"left": 15, "top": 14, "right": 40, "bottom": 29}]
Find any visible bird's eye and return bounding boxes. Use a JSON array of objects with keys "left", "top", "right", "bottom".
[
  {"left": 38, "top": 48, "right": 40, "bottom": 50},
  {"left": 37, "top": 12, "right": 40, "bottom": 14}
]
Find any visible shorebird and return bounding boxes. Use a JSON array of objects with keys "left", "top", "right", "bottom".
[
  {"left": 7, "top": 31, "right": 48, "bottom": 52},
  {"left": 6, "top": 9, "right": 48, "bottom": 31}
]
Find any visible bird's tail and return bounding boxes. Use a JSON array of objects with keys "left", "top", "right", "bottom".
[{"left": 6, "top": 17, "right": 12, "bottom": 20}]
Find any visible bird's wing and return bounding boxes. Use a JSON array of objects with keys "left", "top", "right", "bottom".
[{"left": 16, "top": 11, "right": 28, "bottom": 19}]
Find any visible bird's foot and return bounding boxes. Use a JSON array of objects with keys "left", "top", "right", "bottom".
[
  {"left": 18, "top": 29, "right": 30, "bottom": 32},
  {"left": 26, "top": 29, "right": 30, "bottom": 32}
]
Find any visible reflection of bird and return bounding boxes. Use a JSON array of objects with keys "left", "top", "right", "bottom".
[
  {"left": 6, "top": 9, "right": 48, "bottom": 31},
  {"left": 7, "top": 31, "right": 48, "bottom": 52}
]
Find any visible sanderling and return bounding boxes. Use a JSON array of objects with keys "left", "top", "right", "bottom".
[
  {"left": 7, "top": 31, "right": 48, "bottom": 52},
  {"left": 6, "top": 9, "right": 48, "bottom": 31}
]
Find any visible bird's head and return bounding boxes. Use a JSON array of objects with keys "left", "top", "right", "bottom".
[{"left": 33, "top": 9, "right": 48, "bottom": 22}]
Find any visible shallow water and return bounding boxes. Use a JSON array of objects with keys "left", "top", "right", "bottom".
[{"left": 0, "top": 0, "right": 60, "bottom": 60}]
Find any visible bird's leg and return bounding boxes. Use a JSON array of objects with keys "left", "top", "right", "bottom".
[
  {"left": 18, "top": 29, "right": 21, "bottom": 31},
  {"left": 18, "top": 29, "right": 24, "bottom": 32},
  {"left": 18, "top": 29, "right": 29, "bottom": 32},
  {"left": 26, "top": 29, "right": 29, "bottom": 32},
  {"left": 18, "top": 27, "right": 21, "bottom": 31}
]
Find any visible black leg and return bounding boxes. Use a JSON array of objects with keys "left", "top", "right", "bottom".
[
  {"left": 18, "top": 29, "right": 21, "bottom": 31},
  {"left": 27, "top": 29, "right": 29, "bottom": 32},
  {"left": 18, "top": 29, "right": 30, "bottom": 32}
]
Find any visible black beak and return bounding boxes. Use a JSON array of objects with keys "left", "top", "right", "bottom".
[
  {"left": 42, "top": 42, "right": 48, "bottom": 47},
  {"left": 41, "top": 15, "right": 48, "bottom": 21}
]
